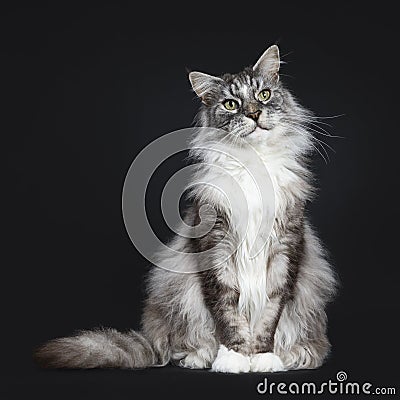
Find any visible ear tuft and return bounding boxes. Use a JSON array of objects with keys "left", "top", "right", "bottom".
[
  {"left": 188, "top": 71, "right": 223, "bottom": 103},
  {"left": 253, "top": 45, "right": 280, "bottom": 79}
]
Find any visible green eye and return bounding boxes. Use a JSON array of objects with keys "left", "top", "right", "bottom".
[
  {"left": 258, "top": 89, "right": 271, "bottom": 102},
  {"left": 223, "top": 99, "right": 238, "bottom": 111}
]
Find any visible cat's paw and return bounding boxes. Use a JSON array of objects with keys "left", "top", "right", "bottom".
[
  {"left": 211, "top": 345, "right": 250, "bottom": 373},
  {"left": 250, "top": 352, "right": 285, "bottom": 372},
  {"left": 179, "top": 351, "right": 210, "bottom": 369}
]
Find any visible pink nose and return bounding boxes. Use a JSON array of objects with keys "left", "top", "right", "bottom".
[{"left": 246, "top": 110, "right": 261, "bottom": 121}]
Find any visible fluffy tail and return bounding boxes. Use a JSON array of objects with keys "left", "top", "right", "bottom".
[{"left": 34, "top": 328, "right": 161, "bottom": 369}]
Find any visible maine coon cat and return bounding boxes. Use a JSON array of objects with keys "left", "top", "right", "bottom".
[{"left": 34, "top": 45, "right": 337, "bottom": 373}]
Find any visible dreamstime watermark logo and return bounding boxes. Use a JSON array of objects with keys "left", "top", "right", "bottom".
[
  {"left": 256, "top": 371, "right": 396, "bottom": 396},
  {"left": 121, "top": 127, "right": 276, "bottom": 273}
]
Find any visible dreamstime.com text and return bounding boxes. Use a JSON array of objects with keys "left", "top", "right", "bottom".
[{"left": 256, "top": 371, "right": 396, "bottom": 396}]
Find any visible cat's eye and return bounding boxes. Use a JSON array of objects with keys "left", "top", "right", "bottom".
[
  {"left": 223, "top": 99, "right": 238, "bottom": 111},
  {"left": 258, "top": 89, "right": 271, "bottom": 102}
]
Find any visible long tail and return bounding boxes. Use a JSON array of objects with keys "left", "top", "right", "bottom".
[{"left": 34, "top": 328, "right": 161, "bottom": 369}]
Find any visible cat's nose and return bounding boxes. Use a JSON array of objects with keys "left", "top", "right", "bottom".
[{"left": 246, "top": 110, "right": 261, "bottom": 121}]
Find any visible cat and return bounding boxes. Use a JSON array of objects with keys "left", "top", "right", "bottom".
[{"left": 34, "top": 45, "right": 337, "bottom": 373}]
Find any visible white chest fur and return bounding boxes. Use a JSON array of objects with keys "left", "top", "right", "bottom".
[{"left": 194, "top": 140, "right": 305, "bottom": 329}]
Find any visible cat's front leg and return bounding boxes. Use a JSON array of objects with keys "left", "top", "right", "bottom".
[
  {"left": 250, "top": 249, "right": 300, "bottom": 372},
  {"left": 211, "top": 345, "right": 251, "bottom": 373},
  {"left": 200, "top": 267, "right": 252, "bottom": 373},
  {"left": 250, "top": 293, "right": 286, "bottom": 372}
]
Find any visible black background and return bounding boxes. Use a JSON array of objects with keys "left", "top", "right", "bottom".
[{"left": 2, "top": 2, "right": 399, "bottom": 399}]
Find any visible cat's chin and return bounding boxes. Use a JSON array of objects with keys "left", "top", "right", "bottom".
[
  {"left": 253, "top": 127, "right": 268, "bottom": 135},
  {"left": 242, "top": 127, "right": 268, "bottom": 138}
]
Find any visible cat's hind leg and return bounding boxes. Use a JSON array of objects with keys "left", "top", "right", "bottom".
[
  {"left": 177, "top": 347, "right": 214, "bottom": 369},
  {"left": 277, "top": 338, "right": 330, "bottom": 370},
  {"left": 274, "top": 304, "right": 331, "bottom": 370}
]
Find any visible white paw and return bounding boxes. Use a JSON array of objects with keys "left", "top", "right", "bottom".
[
  {"left": 250, "top": 352, "right": 286, "bottom": 372},
  {"left": 179, "top": 352, "right": 209, "bottom": 369},
  {"left": 211, "top": 345, "right": 250, "bottom": 373}
]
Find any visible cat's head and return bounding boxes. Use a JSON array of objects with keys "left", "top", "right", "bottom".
[{"left": 189, "top": 45, "right": 309, "bottom": 148}]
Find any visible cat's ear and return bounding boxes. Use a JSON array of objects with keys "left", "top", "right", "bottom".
[
  {"left": 188, "top": 71, "right": 224, "bottom": 104},
  {"left": 253, "top": 45, "right": 280, "bottom": 81}
]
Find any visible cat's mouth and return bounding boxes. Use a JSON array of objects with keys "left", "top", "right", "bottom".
[{"left": 241, "top": 126, "right": 268, "bottom": 137}]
